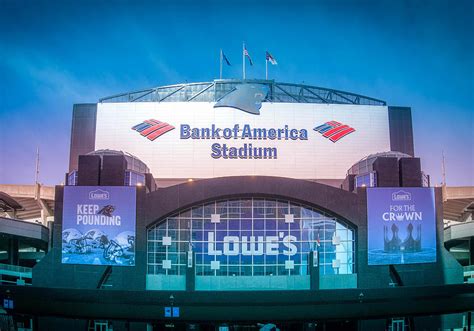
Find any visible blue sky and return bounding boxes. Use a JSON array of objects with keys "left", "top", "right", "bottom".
[{"left": 0, "top": 0, "right": 472, "bottom": 186}]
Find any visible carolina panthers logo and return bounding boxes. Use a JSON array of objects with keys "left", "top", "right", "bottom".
[
  {"left": 97, "top": 205, "right": 115, "bottom": 217},
  {"left": 214, "top": 83, "right": 269, "bottom": 115}
]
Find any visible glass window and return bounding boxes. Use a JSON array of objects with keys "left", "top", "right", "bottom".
[
  {"left": 124, "top": 170, "right": 145, "bottom": 186},
  {"left": 67, "top": 170, "right": 78, "bottom": 186},
  {"left": 147, "top": 198, "right": 356, "bottom": 276},
  {"left": 355, "top": 171, "right": 377, "bottom": 189}
]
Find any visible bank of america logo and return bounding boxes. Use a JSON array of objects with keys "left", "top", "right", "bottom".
[
  {"left": 132, "top": 119, "right": 175, "bottom": 141},
  {"left": 313, "top": 121, "right": 355, "bottom": 142}
]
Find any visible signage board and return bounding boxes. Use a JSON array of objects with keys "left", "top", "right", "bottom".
[
  {"left": 95, "top": 102, "right": 390, "bottom": 179},
  {"left": 367, "top": 188, "right": 437, "bottom": 265},
  {"left": 61, "top": 186, "right": 136, "bottom": 266}
]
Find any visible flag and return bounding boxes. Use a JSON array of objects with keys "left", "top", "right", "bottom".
[
  {"left": 244, "top": 47, "right": 253, "bottom": 66},
  {"left": 222, "top": 51, "right": 231, "bottom": 66},
  {"left": 266, "top": 51, "right": 277, "bottom": 65}
]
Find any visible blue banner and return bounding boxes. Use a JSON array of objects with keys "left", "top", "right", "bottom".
[
  {"left": 61, "top": 186, "right": 136, "bottom": 266},
  {"left": 367, "top": 188, "right": 436, "bottom": 265}
]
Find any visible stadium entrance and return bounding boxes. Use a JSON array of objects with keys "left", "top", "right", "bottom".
[{"left": 152, "top": 320, "right": 357, "bottom": 331}]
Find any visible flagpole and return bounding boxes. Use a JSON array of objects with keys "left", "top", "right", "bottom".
[
  {"left": 35, "top": 147, "right": 39, "bottom": 184},
  {"left": 220, "top": 49, "right": 223, "bottom": 79},
  {"left": 266, "top": 58, "right": 268, "bottom": 80},
  {"left": 242, "top": 42, "right": 246, "bottom": 80}
]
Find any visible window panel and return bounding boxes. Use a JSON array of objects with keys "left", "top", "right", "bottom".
[
  {"left": 276, "top": 201, "right": 288, "bottom": 218},
  {"left": 192, "top": 206, "right": 204, "bottom": 218},
  {"left": 228, "top": 265, "right": 240, "bottom": 276},
  {"left": 253, "top": 266, "right": 265, "bottom": 275},
  {"left": 147, "top": 198, "right": 356, "bottom": 277},
  {"left": 203, "top": 204, "right": 215, "bottom": 218},
  {"left": 179, "top": 209, "right": 191, "bottom": 218},
  {"left": 265, "top": 265, "right": 277, "bottom": 276},
  {"left": 289, "top": 205, "right": 302, "bottom": 218},
  {"left": 253, "top": 219, "right": 265, "bottom": 230},
  {"left": 253, "top": 254, "right": 264, "bottom": 265}
]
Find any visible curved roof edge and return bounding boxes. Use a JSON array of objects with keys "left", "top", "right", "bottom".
[
  {"left": 144, "top": 175, "right": 360, "bottom": 229},
  {"left": 0, "top": 191, "right": 23, "bottom": 211},
  {"left": 347, "top": 151, "right": 413, "bottom": 176},
  {"left": 99, "top": 79, "right": 386, "bottom": 106}
]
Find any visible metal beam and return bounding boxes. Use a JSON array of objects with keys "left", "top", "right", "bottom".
[
  {"left": 303, "top": 87, "right": 329, "bottom": 103},
  {"left": 187, "top": 83, "right": 215, "bottom": 101},
  {"left": 274, "top": 84, "right": 300, "bottom": 102},
  {"left": 130, "top": 89, "right": 155, "bottom": 102},
  {"left": 159, "top": 85, "right": 186, "bottom": 102},
  {"left": 331, "top": 90, "right": 357, "bottom": 104}
]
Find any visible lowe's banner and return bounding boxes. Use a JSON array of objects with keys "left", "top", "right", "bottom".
[
  {"left": 367, "top": 188, "right": 436, "bottom": 265},
  {"left": 61, "top": 186, "right": 136, "bottom": 266}
]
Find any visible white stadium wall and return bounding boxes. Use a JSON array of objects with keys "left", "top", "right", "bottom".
[{"left": 94, "top": 102, "right": 390, "bottom": 180}]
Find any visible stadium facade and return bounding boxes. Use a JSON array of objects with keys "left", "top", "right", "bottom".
[
  {"left": 2, "top": 79, "right": 474, "bottom": 331},
  {"left": 68, "top": 80, "right": 414, "bottom": 187}
]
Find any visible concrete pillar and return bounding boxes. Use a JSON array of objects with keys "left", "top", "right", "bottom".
[
  {"left": 186, "top": 251, "right": 195, "bottom": 291},
  {"left": 399, "top": 157, "right": 422, "bottom": 187},
  {"left": 309, "top": 250, "right": 320, "bottom": 290},
  {"left": 101, "top": 155, "right": 127, "bottom": 186},
  {"left": 40, "top": 209, "right": 47, "bottom": 226},
  {"left": 373, "top": 157, "right": 399, "bottom": 187},
  {"left": 470, "top": 238, "right": 474, "bottom": 266},
  {"left": 77, "top": 155, "right": 101, "bottom": 186},
  {"left": 145, "top": 173, "right": 156, "bottom": 193},
  {"left": 8, "top": 238, "right": 19, "bottom": 265},
  {"left": 342, "top": 174, "right": 356, "bottom": 192}
]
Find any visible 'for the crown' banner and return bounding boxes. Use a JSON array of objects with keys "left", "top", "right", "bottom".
[{"left": 367, "top": 187, "right": 437, "bottom": 265}]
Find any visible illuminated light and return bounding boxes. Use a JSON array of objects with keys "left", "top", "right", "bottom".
[
  {"left": 136, "top": 182, "right": 143, "bottom": 187},
  {"left": 187, "top": 178, "right": 194, "bottom": 182},
  {"left": 361, "top": 184, "right": 367, "bottom": 187}
]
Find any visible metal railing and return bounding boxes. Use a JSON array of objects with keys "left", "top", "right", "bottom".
[{"left": 0, "top": 263, "right": 32, "bottom": 285}]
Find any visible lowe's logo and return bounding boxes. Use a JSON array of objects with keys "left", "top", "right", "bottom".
[
  {"left": 207, "top": 232, "right": 297, "bottom": 256},
  {"left": 392, "top": 190, "right": 412, "bottom": 201},
  {"left": 313, "top": 121, "right": 355, "bottom": 142},
  {"left": 88, "top": 189, "right": 110, "bottom": 200},
  {"left": 132, "top": 119, "right": 175, "bottom": 140}
]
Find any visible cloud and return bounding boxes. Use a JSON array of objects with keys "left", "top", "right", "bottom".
[{"left": 2, "top": 47, "right": 113, "bottom": 105}]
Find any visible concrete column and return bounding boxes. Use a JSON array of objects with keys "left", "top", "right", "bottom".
[
  {"left": 309, "top": 250, "right": 320, "bottom": 290},
  {"left": 8, "top": 238, "right": 19, "bottom": 265},
  {"left": 470, "top": 238, "right": 474, "bottom": 266},
  {"left": 373, "top": 157, "right": 399, "bottom": 187},
  {"left": 186, "top": 251, "right": 195, "bottom": 291},
  {"left": 399, "top": 157, "right": 422, "bottom": 187},
  {"left": 77, "top": 155, "right": 101, "bottom": 186},
  {"left": 41, "top": 209, "right": 47, "bottom": 225},
  {"left": 101, "top": 155, "right": 127, "bottom": 186}
]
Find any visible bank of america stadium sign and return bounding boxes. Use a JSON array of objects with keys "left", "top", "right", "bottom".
[{"left": 132, "top": 119, "right": 355, "bottom": 159}]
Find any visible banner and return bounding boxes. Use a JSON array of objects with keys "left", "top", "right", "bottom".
[
  {"left": 367, "top": 188, "right": 436, "bottom": 265},
  {"left": 61, "top": 186, "right": 136, "bottom": 266},
  {"left": 95, "top": 102, "right": 391, "bottom": 180}
]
